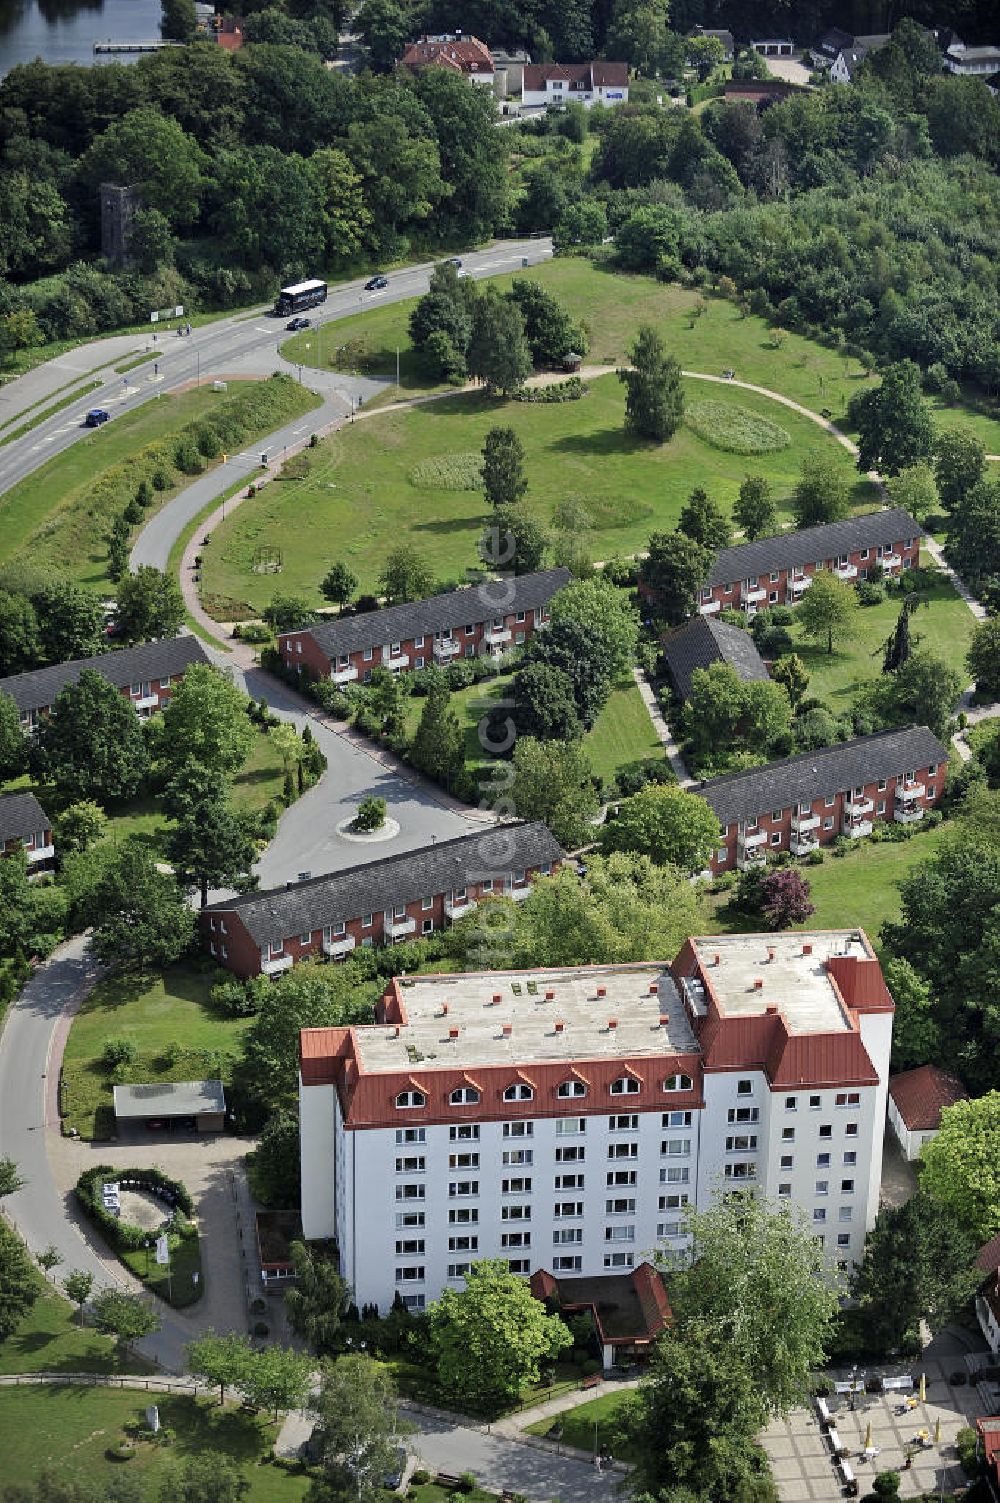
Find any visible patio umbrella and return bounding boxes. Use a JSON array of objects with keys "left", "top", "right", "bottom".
[
  {"left": 919, "top": 1373, "right": 926, "bottom": 1402},
  {"left": 864, "top": 1420, "right": 872, "bottom": 1450}
]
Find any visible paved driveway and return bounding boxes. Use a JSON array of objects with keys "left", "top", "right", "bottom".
[{"left": 407, "top": 1409, "right": 621, "bottom": 1503}]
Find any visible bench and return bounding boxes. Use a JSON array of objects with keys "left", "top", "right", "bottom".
[
  {"left": 826, "top": 1427, "right": 842, "bottom": 1456},
  {"left": 881, "top": 1374, "right": 914, "bottom": 1392},
  {"left": 581, "top": 1373, "right": 603, "bottom": 1390},
  {"left": 815, "top": 1396, "right": 832, "bottom": 1426},
  {"left": 836, "top": 1456, "right": 858, "bottom": 1495},
  {"left": 435, "top": 1475, "right": 461, "bottom": 1490}
]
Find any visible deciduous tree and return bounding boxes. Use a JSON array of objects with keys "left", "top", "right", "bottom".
[
  {"left": 733, "top": 474, "right": 776, "bottom": 541},
  {"left": 796, "top": 570, "right": 858, "bottom": 654},
  {"left": 792, "top": 451, "right": 850, "bottom": 528},
  {"left": 513, "top": 662, "right": 582, "bottom": 742},
  {"left": 467, "top": 288, "right": 532, "bottom": 397},
  {"left": 79, "top": 841, "right": 196, "bottom": 972},
  {"left": 641, "top": 532, "right": 714, "bottom": 626},
  {"left": 882, "top": 956, "right": 941, "bottom": 1071},
  {"left": 34, "top": 669, "right": 149, "bottom": 803},
  {"left": 771, "top": 653, "right": 809, "bottom": 708},
  {"left": 509, "top": 737, "right": 598, "bottom": 849},
  {"left": 849, "top": 360, "right": 935, "bottom": 477},
  {"left": 935, "top": 430, "right": 986, "bottom": 512},
  {"left": 678, "top": 487, "right": 732, "bottom": 550},
  {"left": 920, "top": 1091, "right": 1000, "bottom": 1243},
  {"left": 481, "top": 508, "right": 547, "bottom": 575},
  {"left": 32, "top": 583, "right": 105, "bottom": 664},
  {"left": 312, "top": 1354, "right": 401, "bottom": 1503},
  {"left": 0, "top": 589, "right": 41, "bottom": 677},
  {"left": 379, "top": 545, "right": 434, "bottom": 605},
  {"left": 603, "top": 783, "right": 720, "bottom": 873},
  {"left": 548, "top": 576, "right": 639, "bottom": 679},
  {"left": 242, "top": 1344, "right": 313, "bottom": 1420},
  {"left": 62, "top": 1270, "right": 94, "bottom": 1325},
  {"left": 187, "top": 1330, "right": 254, "bottom": 1405},
  {"left": 320, "top": 561, "right": 357, "bottom": 614},
  {"left": 158, "top": 663, "right": 256, "bottom": 777},
  {"left": 430, "top": 1259, "right": 571, "bottom": 1409},
  {"left": 482, "top": 426, "right": 527, "bottom": 509},
  {"left": 115, "top": 567, "right": 184, "bottom": 644},
  {"left": 164, "top": 763, "right": 257, "bottom": 907},
  {"left": 0, "top": 1220, "right": 40, "bottom": 1343},
  {"left": 618, "top": 325, "right": 684, "bottom": 442},
  {"left": 160, "top": 1453, "right": 249, "bottom": 1503},
  {"left": 92, "top": 1289, "right": 160, "bottom": 1355},
  {"left": 0, "top": 690, "right": 26, "bottom": 781},
  {"left": 967, "top": 617, "right": 1000, "bottom": 698},
  {"left": 285, "top": 1241, "right": 349, "bottom": 1354},
  {"left": 886, "top": 463, "right": 938, "bottom": 524}
]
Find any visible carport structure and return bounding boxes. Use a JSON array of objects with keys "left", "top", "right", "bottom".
[{"left": 112, "top": 1080, "right": 226, "bottom": 1133}]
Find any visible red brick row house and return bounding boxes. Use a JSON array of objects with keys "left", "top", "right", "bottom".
[
  {"left": 0, "top": 791, "right": 54, "bottom": 873},
  {"left": 202, "top": 822, "right": 564, "bottom": 979},
  {"left": 644, "top": 509, "right": 921, "bottom": 621},
  {"left": 697, "top": 725, "right": 948, "bottom": 874},
  {"left": 0, "top": 635, "right": 209, "bottom": 733},
  {"left": 278, "top": 568, "right": 571, "bottom": 687}
]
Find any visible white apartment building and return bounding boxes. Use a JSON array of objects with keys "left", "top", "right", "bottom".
[{"left": 299, "top": 932, "right": 894, "bottom": 1312}]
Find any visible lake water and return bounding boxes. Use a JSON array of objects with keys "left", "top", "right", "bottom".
[{"left": 0, "top": 0, "right": 166, "bottom": 76}]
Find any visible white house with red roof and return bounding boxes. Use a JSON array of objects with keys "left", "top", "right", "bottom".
[
  {"left": 521, "top": 61, "right": 629, "bottom": 108},
  {"left": 977, "top": 1233, "right": 1000, "bottom": 1359},
  {"left": 886, "top": 1063, "right": 968, "bottom": 1161},
  {"left": 298, "top": 932, "right": 893, "bottom": 1312},
  {"left": 398, "top": 34, "right": 495, "bottom": 85}
]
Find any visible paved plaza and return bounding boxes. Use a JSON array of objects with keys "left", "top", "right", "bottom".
[{"left": 763, "top": 1356, "right": 990, "bottom": 1501}]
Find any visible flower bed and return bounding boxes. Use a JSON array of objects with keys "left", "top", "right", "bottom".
[{"left": 685, "top": 399, "right": 791, "bottom": 454}]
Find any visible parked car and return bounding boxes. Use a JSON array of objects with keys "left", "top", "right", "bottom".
[
  {"left": 286, "top": 316, "right": 311, "bottom": 331},
  {"left": 446, "top": 257, "right": 463, "bottom": 268},
  {"left": 364, "top": 275, "right": 389, "bottom": 290},
  {"left": 383, "top": 1448, "right": 407, "bottom": 1490},
  {"left": 84, "top": 408, "right": 110, "bottom": 427}
]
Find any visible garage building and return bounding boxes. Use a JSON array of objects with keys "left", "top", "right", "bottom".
[{"left": 112, "top": 1080, "right": 227, "bottom": 1134}]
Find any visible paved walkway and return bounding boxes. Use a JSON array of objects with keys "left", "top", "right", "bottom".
[{"left": 632, "top": 666, "right": 694, "bottom": 785}]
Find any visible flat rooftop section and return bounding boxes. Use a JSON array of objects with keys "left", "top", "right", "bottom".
[
  {"left": 357, "top": 965, "right": 697, "bottom": 1072},
  {"left": 112, "top": 1080, "right": 226, "bottom": 1118},
  {"left": 691, "top": 932, "right": 868, "bottom": 1035}
]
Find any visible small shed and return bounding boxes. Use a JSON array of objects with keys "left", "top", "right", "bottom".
[
  {"left": 887, "top": 1064, "right": 967, "bottom": 1161},
  {"left": 113, "top": 1080, "right": 226, "bottom": 1134}
]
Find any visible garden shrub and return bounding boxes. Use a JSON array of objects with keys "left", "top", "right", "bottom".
[
  {"left": 353, "top": 796, "right": 387, "bottom": 831},
  {"left": 75, "top": 1164, "right": 194, "bottom": 1253},
  {"left": 512, "top": 377, "right": 588, "bottom": 403},
  {"left": 101, "top": 1037, "right": 137, "bottom": 1069},
  {"left": 173, "top": 439, "right": 205, "bottom": 475},
  {"left": 685, "top": 401, "right": 790, "bottom": 454}
]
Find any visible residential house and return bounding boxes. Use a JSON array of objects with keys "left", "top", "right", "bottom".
[
  {"left": 278, "top": 568, "right": 570, "bottom": 685},
  {"left": 530, "top": 1262, "right": 672, "bottom": 1371},
  {"left": 201, "top": 822, "right": 564, "bottom": 978},
  {"left": 0, "top": 635, "right": 209, "bottom": 733},
  {"left": 886, "top": 1063, "right": 968, "bottom": 1162},
  {"left": 0, "top": 791, "right": 54, "bottom": 873},
  {"left": 661, "top": 615, "right": 769, "bottom": 703},
  {"left": 666, "top": 508, "right": 922, "bottom": 619},
  {"left": 491, "top": 48, "right": 531, "bottom": 97},
  {"left": 976, "top": 1418, "right": 1000, "bottom": 1501},
  {"left": 750, "top": 38, "right": 795, "bottom": 57},
  {"left": 298, "top": 931, "right": 894, "bottom": 1308},
  {"left": 521, "top": 62, "right": 629, "bottom": 109},
  {"left": 830, "top": 35, "right": 890, "bottom": 82},
  {"left": 943, "top": 42, "right": 1000, "bottom": 76},
  {"left": 398, "top": 34, "right": 495, "bottom": 85},
  {"left": 698, "top": 725, "right": 948, "bottom": 875},
  {"left": 723, "top": 78, "right": 801, "bottom": 105},
  {"left": 215, "top": 16, "right": 244, "bottom": 52},
  {"left": 812, "top": 26, "right": 856, "bottom": 68},
  {"left": 689, "top": 26, "right": 735, "bottom": 61}
]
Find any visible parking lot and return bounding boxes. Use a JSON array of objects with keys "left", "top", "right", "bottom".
[{"left": 763, "top": 1355, "right": 991, "bottom": 1500}]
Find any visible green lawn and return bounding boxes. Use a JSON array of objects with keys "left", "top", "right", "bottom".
[
  {"left": 0, "top": 1386, "right": 311, "bottom": 1502},
  {"left": 787, "top": 570, "right": 977, "bottom": 709},
  {"left": 0, "top": 379, "right": 321, "bottom": 590},
  {"left": 61, "top": 964, "right": 250, "bottom": 1140},
  {"left": 201, "top": 373, "right": 871, "bottom": 612},
  {"left": 0, "top": 1287, "right": 155, "bottom": 1377},
  {"left": 704, "top": 821, "right": 951, "bottom": 941},
  {"left": 401, "top": 669, "right": 663, "bottom": 786},
  {"left": 525, "top": 1387, "right": 634, "bottom": 1460}
]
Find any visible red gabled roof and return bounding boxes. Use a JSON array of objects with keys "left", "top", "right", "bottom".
[
  {"left": 399, "top": 35, "right": 494, "bottom": 75},
  {"left": 523, "top": 61, "right": 628, "bottom": 91},
  {"left": 888, "top": 1064, "right": 968, "bottom": 1132},
  {"left": 977, "top": 1418, "right": 1000, "bottom": 1484},
  {"left": 978, "top": 1230, "right": 1000, "bottom": 1273}
]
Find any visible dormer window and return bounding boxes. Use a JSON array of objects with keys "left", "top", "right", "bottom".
[
  {"left": 663, "top": 1073, "right": 693, "bottom": 1092},
  {"left": 504, "top": 1083, "right": 534, "bottom": 1102},
  {"left": 450, "top": 1087, "right": 480, "bottom": 1106},
  {"left": 611, "top": 1076, "right": 640, "bottom": 1096},
  {"left": 557, "top": 1080, "right": 587, "bottom": 1098},
  {"left": 396, "top": 1090, "right": 426, "bottom": 1109}
]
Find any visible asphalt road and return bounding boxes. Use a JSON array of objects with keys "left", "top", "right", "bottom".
[
  {"left": 0, "top": 237, "right": 552, "bottom": 498},
  {"left": 408, "top": 1411, "right": 620, "bottom": 1503}
]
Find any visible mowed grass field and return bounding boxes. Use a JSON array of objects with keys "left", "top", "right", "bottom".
[
  {"left": 0, "top": 379, "right": 320, "bottom": 590},
  {"left": 0, "top": 1288, "right": 154, "bottom": 1377},
  {"left": 787, "top": 569, "right": 977, "bottom": 708},
  {"left": 201, "top": 373, "right": 873, "bottom": 611},
  {"left": 0, "top": 1387, "right": 311, "bottom": 1503}
]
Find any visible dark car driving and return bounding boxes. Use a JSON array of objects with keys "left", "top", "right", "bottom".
[
  {"left": 364, "top": 275, "right": 389, "bottom": 291},
  {"left": 286, "top": 316, "right": 312, "bottom": 331},
  {"left": 84, "top": 408, "right": 111, "bottom": 427}
]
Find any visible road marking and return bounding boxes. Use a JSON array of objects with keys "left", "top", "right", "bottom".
[{"left": 292, "top": 424, "right": 308, "bottom": 434}]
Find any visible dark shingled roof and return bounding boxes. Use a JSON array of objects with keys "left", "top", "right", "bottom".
[
  {"left": 0, "top": 636, "right": 209, "bottom": 714},
  {"left": 298, "top": 569, "right": 572, "bottom": 662},
  {"left": 705, "top": 509, "right": 920, "bottom": 588},
  {"left": 661, "top": 615, "right": 769, "bottom": 701},
  {"left": 697, "top": 725, "right": 948, "bottom": 828},
  {"left": 204, "top": 822, "right": 564, "bottom": 946},
  {"left": 0, "top": 791, "right": 51, "bottom": 843}
]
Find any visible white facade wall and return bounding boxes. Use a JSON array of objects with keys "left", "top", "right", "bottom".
[
  {"left": 521, "top": 83, "right": 628, "bottom": 108},
  {"left": 303, "top": 1065, "right": 886, "bottom": 1311},
  {"left": 976, "top": 1292, "right": 1000, "bottom": 1357}
]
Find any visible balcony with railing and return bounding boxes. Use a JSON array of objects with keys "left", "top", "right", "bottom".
[
  {"left": 834, "top": 563, "right": 858, "bottom": 581},
  {"left": 741, "top": 585, "right": 766, "bottom": 605},
  {"left": 788, "top": 574, "right": 812, "bottom": 594},
  {"left": 842, "top": 818, "right": 873, "bottom": 839},
  {"left": 894, "top": 805, "right": 924, "bottom": 826},
  {"left": 790, "top": 833, "right": 820, "bottom": 856},
  {"left": 505, "top": 882, "right": 532, "bottom": 901},
  {"left": 737, "top": 830, "right": 767, "bottom": 870},
  {"left": 134, "top": 693, "right": 159, "bottom": 711},
  {"left": 844, "top": 795, "right": 874, "bottom": 819},
  {"left": 386, "top": 915, "right": 417, "bottom": 939},
  {"left": 484, "top": 625, "right": 512, "bottom": 646},
  {"left": 898, "top": 781, "right": 925, "bottom": 802},
  {"left": 262, "top": 952, "right": 294, "bottom": 976},
  {"left": 434, "top": 638, "right": 461, "bottom": 660},
  {"left": 880, "top": 552, "right": 902, "bottom": 571},
  {"left": 445, "top": 897, "right": 477, "bottom": 920},
  {"left": 25, "top": 843, "right": 55, "bottom": 864},
  {"left": 383, "top": 649, "right": 410, "bottom": 671},
  {"left": 323, "top": 933, "right": 356, "bottom": 958},
  {"left": 698, "top": 598, "right": 721, "bottom": 614},
  {"left": 331, "top": 664, "right": 358, "bottom": 684},
  {"left": 791, "top": 810, "right": 820, "bottom": 833}
]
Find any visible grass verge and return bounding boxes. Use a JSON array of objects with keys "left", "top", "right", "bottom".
[
  {"left": 525, "top": 1388, "right": 634, "bottom": 1459},
  {"left": 0, "top": 1387, "right": 311, "bottom": 1502},
  {"left": 114, "top": 353, "right": 154, "bottom": 375},
  {"left": 201, "top": 373, "right": 871, "bottom": 609},
  {"left": 0, "top": 1287, "right": 156, "bottom": 1377},
  {"left": 0, "top": 380, "right": 102, "bottom": 448},
  {"left": 121, "top": 1224, "right": 203, "bottom": 1309},
  {"left": 60, "top": 964, "right": 251, "bottom": 1141}
]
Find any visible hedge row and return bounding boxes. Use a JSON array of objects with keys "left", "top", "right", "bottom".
[{"left": 76, "top": 1164, "right": 194, "bottom": 1252}]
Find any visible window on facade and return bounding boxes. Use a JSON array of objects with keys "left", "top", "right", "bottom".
[
  {"left": 610, "top": 1076, "right": 640, "bottom": 1095},
  {"left": 503, "top": 1121, "right": 534, "bottom": 1138},
  {"left": 726, "top": 1134, "right": 757, "bottom": 1152},
  {"left": 663, "top": 1111, "right": 692, "bottom": 1128},
  {"left": 396, "top": 1128, "right": 426, "bottom": 1145},
  {"left": 396, "top": 1211, "right": 425, "bottom": 1229},
  {"left": 778, "top": 1183, "right": 791, "bottom": 1197},
  {"left": 816, "top": 1152, "right": 830, "bottom": 1167},
  {"left": 504, "top": 1083, "right": 534, "bottom": 1102},
  {"left": 395, "top": 1090, "right": 426, "bottom": 1109},
  {"left": 780, "top": 1154, "right": 793, "bottom": 1169},
  {"left": 609, "top": 1114, "right": 638, "bottom": 1131},
  {"left": 609, "top": 1142, "right": 638, "bottom": 1160},
  {"left": 557, "top": 1079, "right": 587, "bottom": 1098},
  {"left": 449, "top": 1181, "right": 479, "bottom": 1197},
  {"left": 450, "top": 1087, "right": 480, "bottom": 1106},
  {"left": 395, "top": 1184, "right": 425, "bottom": 1201},
  {"left": 819, "top": 1124, "right": 832, "bottom": 1139},
  {"left": 664, "top": 1073, "right": 693, "bottom": 1092},
  {"left": 724, "top": 1162, "right": 757, "bottom": 1180},
  {"left": 843, "top": 1151, "right": 857, "bottom": 1166},
  {"left": 555, "top": 1173, "right": 584, "bottom": 1190},
  {"left": 448, "top": 1235, "right": 478, "bottom": 1253},
  {"left": 502, "top": 1204, "right": 531, "bottom": 1221},
  {"left": 395, "top": 1266, "right": 424, "bottom": 1283},
  {"left": 604, "top": 1253, "right": 634, "bottom": 1269},
  {"left": 782, "top": 1127, "right": 795, "bottom": 1142},
  {"left": 606, "top": 1198, "right": 636, "bottom": 1215},
  {"left": 395, "top": 1239, "right": 425, "bottom": 1256},
  {"left": 395, "top": 1156, "right": 424, "bottom": 1173},
  {"left": 448, "top": 1152, "right": 479, "bottom": 1170},
  {"left": 835, "top": 1091, "right": 860, "bottom": 1107},
  {"left": 555, "top": 1118, "right": 585, "bottom": 1136},
  {"left": 501, "top": 1232, "right": 531, "bottom": 1248},
  {"left": 502, "top": 1149, "right": 532, "bottom": 1166},
  {"left": 555, "top": 1146, "right": 584, "bottom": 1162},
  {"left": 501, "top": 1177, "right": 532, "bottom": 1194},
  {"left": 450, "top": 1124, "right": 479, "bottom": 1141},
  {"left": 660, "top": 1166, "right": 690, "bottom": 1184},
  {"left": 809, "top": 1094, "right": 821, "bottom": 1109},
  {"left": 815, "top": 1179, "right": 829, "bottom": 1195},
  {"left": 737, "top": 1079, "right": 753, "bottom": 1095},
  {"left": 608, "top": 1169, "right": 637, "bottom": 1186},
  {"left": 785, "top": 1096, "right": 797, "bottom": 1111},
  {"left": 813, "top": 1209, "right": 826, "bottom": 1224},
  {"left": 448, "top": 1208, "right": 477, "bottom": 1224},
  {"left": 841, "top": 1179, "right": 854, "bottom": 1193},
  {"left": 839, "top": 1206, "right": 853, "bottom": 1222},
  {"left": 728, "top": 1107, "right": 759, "bottom": 1124}
]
